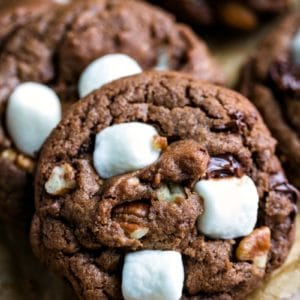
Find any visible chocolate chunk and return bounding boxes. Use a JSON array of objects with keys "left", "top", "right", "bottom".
[
  {"left": 206, "top": 155, "right": 244, "bottom": 179},
  {"left": 270, "top": 172, "right": 299, "bottom": 203}
]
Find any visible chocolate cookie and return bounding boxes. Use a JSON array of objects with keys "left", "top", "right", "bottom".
[
  {"left": 239, "top": 12, "right": 300, "bottom": 189},
  {"left": 0, "top": 0, "right": 56, "bottom": 45},
  {"left": 0, "top": 0, "right": 223, "bottom": 226},
  {"left": 31, "top": 71, "right": 298, "bottom": 300},
  {"left": 151, "top": 0, "right": 290, "bottom": 30}
]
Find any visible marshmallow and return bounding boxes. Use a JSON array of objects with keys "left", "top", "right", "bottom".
[
  {"left": 122, "top": 250, "right": 184, "bottom": 300},
  {"left": 78, "top": 54, "right": 142, "bottom": 97},
  {"left": 6, "top": 82, "right": 61, "bottom": 157},
  {"left": 155, "top": 50, "right": 170, "bottom": 71},
  {"left": 291, "top": 29, "right": 300, "bottom": 65},
  {"left": 93, "top": 122, "right": 162, "bottom": 178},
  {"left": 53, "top": 0, "right": 70, "bottom": 3},
  {"left": 194, "top": 175, "right": 259, "bottom": 239}
]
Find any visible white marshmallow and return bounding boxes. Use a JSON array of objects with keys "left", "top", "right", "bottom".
[
  {"left": 78, "top": 54, "right": 142, "bottom": 97},
  {"left": 53, "top": 0, "right": 70, "bottom": 3},
  {"left": 93, "top": 122, "right": 162, "bottom": 178},
  {"left": 194, "top": 175, "right": 259, "bottom": 239},
  {"left": 155, "top": 50, "right": 170, "bottom": 71},
  {"left": 6, "top": 82, "right": 61, "bottom": 157},
  {"left": 122, "top": 250, "right": 184, "bottom": 300},
  {"left": 291, "top": 29, "right": 300, "bottom": 65}
]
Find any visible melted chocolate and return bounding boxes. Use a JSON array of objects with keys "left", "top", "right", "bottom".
[
  {"left": 270, "top": 172, "right": 299, "bottom": 203},
  {"left": 211, "top": 122, "right": 239, "bottom": 133},
  {"left": 269, "top": 60, "right": 300, "bottom": 98},
  {"left": 211, "top": 112, "right": 247, "bottom": 133},
  {"left": 206, "top": 155, "right": 244, "bottom": 179}
]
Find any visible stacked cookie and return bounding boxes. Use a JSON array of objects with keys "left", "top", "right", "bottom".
[
  {"left": 0, "top": 0, "right": 298, "bottom": 300},
  {"left": 0, "top": 0, "right": 222, "bottom": 225}
]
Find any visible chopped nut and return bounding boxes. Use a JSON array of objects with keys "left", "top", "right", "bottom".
[
  {"left": 154, "top": 173, "right": 161, "bottom": 186},
  {"left": 218, "top": 3, "right": 258, "bottom": 30},
  {"left": 1, "top": 149, "right": 35, "bottom": 172},
  {"left": 236, "top": 226, "right": 271, "bottom": 269},
  {"left": 16, "top": 154, "right": 35, "bottom": 172},
  {"left": 152, "top": 135, "right": 168, "bottom": 151},
  {"left": 121, "top": 222, "right": 149, "bottom": 240},
  {"left": 114, "top": 203, "right": 149, "bottom": 218},
  {"left": 156, "top": 184, "right": 185, "bottom": 202},
  {"left": 45, "top": 163, "right": 76, "bottom": 195},
  {"left": 1, "top": 149, "right": 17, "bottom": 162},
  {"left": 127, "top": 177, "right": 140, "bottom": 186}
]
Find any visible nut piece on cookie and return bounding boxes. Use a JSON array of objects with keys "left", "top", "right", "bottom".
[
  {"left": 45, "top": 164, "right": 76, "bottom": 196},
  {"left": 120, "top": 223, "right": 149, "bottom": 240},
  {"left": 78, "top": 54, "right": 142, "bottom": 97},
  {"left": 6, "top": 82, "right": 61, "bottom": 157},
  {"left": 236, "top": 227, "right": 271, "bottom": 269},
  {"left": 122, "top": 250, "right": 184, "bottom": 300},
  {"left": 93, "top": 122, "right": 166, "bottom": 178},
  {"left": 194, "top": 175, "right": 259, "bottom": 239},
  {"left": 156, "top": 183, "right": 185, "bottom": 202}
]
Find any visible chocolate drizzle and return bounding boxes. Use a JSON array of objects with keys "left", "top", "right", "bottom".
[
  {"left": 270, "top": 172, "right": 299, "bottom": 203},
  {"left": 206, "top": 155, "right": 244, "bottom": 179}
]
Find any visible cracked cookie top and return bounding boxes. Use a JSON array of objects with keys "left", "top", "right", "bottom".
[{"left": 31, "top": 71, "right": 298, "bottom": 300}]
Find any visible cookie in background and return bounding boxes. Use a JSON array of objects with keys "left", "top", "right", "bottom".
[
  {"left": 0, "top": 0, "right": 224, "bottom": 227},
  {"left": 239, "top": 11, "right": 300, "bottom": 189},
  {"left": 150, "top": 0, "right": 294, "bottom": 31}
]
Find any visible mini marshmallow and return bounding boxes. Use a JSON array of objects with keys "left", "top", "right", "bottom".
[
  {"left": 53, "top": 0, "right": 70, "bottom": 3},
  {"left": 6, "top": 82, "right": 61, "bottom": 157},
  {"left": 122, "top": 250, "right": 184, "bottom": 300},
  {"left": 194, "top": 175, "right": 259, "bottom": 239},
  {"left": 93, "top": 122, "right": 162, "bottom": 178},
  {"left": 78, "top": 54, "right": 142, "bottom": 97},
  {"left": 291, "top": 29, "right": 300, "bottom": 65},
  {"left": 155, "top": 50, "right": 170, "bottom": 71}
]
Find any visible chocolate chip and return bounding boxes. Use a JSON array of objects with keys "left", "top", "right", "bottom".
[
  {"left": 270, "top": 172, "right": 299, "bottom": 203},
  {"left": 206, "top": 155, "right": 244, "bottom": 179}
]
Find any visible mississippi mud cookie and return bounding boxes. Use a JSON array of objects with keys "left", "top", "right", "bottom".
[
  {"left": 0, "top": 0, "right": 223, "bottom": 226},
  {"left": 239, "top": 12, "right": 300, "bottom": 189},
  {"left": 151, "top": 0, "right": 291, "bottom": 30},
  {"left": 31, "top": 71, "right": 298, "bottom": 300},
  {"left": 0, "top": 0, "right": 55, "bottom": 45}
]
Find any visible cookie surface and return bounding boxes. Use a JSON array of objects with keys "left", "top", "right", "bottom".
[
  {"left": 0, "top": 0, "right": 55, "bottom": 44},
  {"left": 151, "top": 0, "right": 290, "bottom": 30},
  {"left": 31, "top": 71, "right": 298, "bottom": 300},
  {"left": 0, "top": 0, "right": 223, "bottom": 226},
  {"left": 239, "top": 12, "right": 300, "bottom": 189}
]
